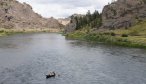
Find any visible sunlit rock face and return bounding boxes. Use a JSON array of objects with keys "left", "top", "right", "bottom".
[
  {"left": 58, "top": 18, "right": 70, "bottom": 26},
  {"left": 64, "top": 14, "right": 84, "bottom": 34},
  {"left": 102, "top": 0, "right": 146, "bottom": 29},
  {"left": 0, "top": 0, "right": 62, "bottom": 29}
]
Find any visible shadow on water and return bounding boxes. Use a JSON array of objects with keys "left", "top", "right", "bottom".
[{"left": 0, "top": 33, "right": 146, "bottom": 84}]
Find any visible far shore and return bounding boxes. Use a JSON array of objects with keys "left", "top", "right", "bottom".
[
  {"left": 66, "top": 30, "right": 146, "bottom": 49},
  {"left": 0, "top": 28, "right": 63, "bottom": 36}
]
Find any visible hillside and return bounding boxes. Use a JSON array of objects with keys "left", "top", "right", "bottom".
[
  {"left": 102, "top": 0, "right": 146, "bottom": 29},
  {"left": 65, "top": 0, "right": 146, "bottom": 48},
  {"left": 0, "top": 0, "right": 62, "bottom": 29}
]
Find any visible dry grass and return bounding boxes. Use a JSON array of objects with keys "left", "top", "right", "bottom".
[{"left": 0, "top": 28, "right": 62, "bottom": 36}]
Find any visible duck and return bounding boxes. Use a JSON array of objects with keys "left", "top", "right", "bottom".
[{"left": 46, "top": 72, "right": 56, "bottom": 79}]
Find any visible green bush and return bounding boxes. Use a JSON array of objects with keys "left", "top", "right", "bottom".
[
  {"left": 103, "top": 32, "right": 111, "bottom": 35},
  {"left": 121, "top": 34, "right": 128, "bottom": 37},
  {"left": 111, "top": 32, "right": 116, "bottom": 36},
  {"left": 0, "top": 30, "right": 4, "bottom": 33}
]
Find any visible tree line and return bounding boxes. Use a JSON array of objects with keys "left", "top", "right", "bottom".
[{"left": 70, "top": 10, "right": 102, "bottom": 30}]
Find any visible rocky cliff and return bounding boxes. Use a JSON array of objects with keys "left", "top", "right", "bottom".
[
  {"left": 64, "top": 14, "right": 84, "bottom": 33},
  {"left": 102, "top": 0, "right": 146, "bottom": 29},
  {"left": 0, "top": 0, "right": 62, "bottom": 29}
]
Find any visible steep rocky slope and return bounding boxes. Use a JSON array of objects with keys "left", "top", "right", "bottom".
[
  {"left": 102, "top": 0, "right": 146, "bottom": 29},
  {"left": 0, "top": 0, "right": 62, "bottom": 29}
]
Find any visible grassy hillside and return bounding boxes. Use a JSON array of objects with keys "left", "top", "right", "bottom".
[
  {"left": 65, "top": 0, "right": 146, "bottom": 49},
  {"left": 66, "top": 21, "right": 146, "bottom": 48},
  {"left": 113, "top": 21, "right": 146, "bottom": 36}
]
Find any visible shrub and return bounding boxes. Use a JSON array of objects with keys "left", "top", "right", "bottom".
[
  {"left": 111, "top": 32, "right": 116, "bottom": 36},
  {"left": 0, "top": 30, "right": 4, "bottom": 33},
  {"left": 103, "top": 32, "right": 111, "bottom": 35},
  {"left": 121, "top": 34, "right": 128, "bottom": 37}
]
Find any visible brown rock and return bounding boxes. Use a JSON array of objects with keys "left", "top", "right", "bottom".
[
  {"left": 101, "top": 0, "right": 146, "bottom": 29},
  {"left": 0, "top": 0, "right": 63, "bottom": 29}
]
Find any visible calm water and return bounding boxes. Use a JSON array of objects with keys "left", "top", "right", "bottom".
[{"left": 0, "top": 33, "right": 146, "bottom": 84}]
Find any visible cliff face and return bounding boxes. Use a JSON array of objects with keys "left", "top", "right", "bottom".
[
  {"left": 64, "top": 14, "right": 84, "bottom": 33},
  {"left": 102, "top": 0, "right": 146, "bottom": 29},
  {"left": 58, "top": 18, "right": 70, "bottom": 26},
  {"left": 0, "top": 0, "right": 62, "bottom": 29}
]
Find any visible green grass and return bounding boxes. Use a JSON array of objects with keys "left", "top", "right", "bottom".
[
  {"left": 66, "top": 32, "right": 146, "bottom": 48},
  {"left": 66, "top": 21, "right": 146, "bottom": 49},
  {"left": 0, "top": 28, "right": 62, "bottom": 36},
  {"left": 112, "top": 21, "right": 146, "bottom": 36}
]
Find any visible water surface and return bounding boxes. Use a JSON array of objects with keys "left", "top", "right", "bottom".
[{"left": 0, "top": 33, "right": 146, "bottom": 84}]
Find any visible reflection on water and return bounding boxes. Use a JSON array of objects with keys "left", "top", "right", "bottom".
[{"left": 0, "top": 33, "right": 146, "bottom": 84}]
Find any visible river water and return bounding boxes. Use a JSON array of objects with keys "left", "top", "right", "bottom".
[{"left": 0, "top": 33, "right": 146, "bottom": 84}]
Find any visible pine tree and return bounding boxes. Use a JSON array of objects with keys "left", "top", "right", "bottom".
[{"left": 71, "top": 10, "right": 102, "bottom": 30}]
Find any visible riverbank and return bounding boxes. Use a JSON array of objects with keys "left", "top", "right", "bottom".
[
  {"left": 0, "top": 28, "right": 62, "bottom": 36},
  {"left": 66, "top": 26, "right": 146, "bottom": 49}
]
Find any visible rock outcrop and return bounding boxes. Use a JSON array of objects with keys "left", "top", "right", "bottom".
[
  {"left": 0, "top": 0, "right": 62, "bottom": 29},
  {"left": 64, "top": 14, "right": 84, "bottom": 33},
  {"left": 102, "top": 0, "right": 146, "bottom": 29},
  {"left": 58, "top": 18, "right": 70, "bottom": 26}
]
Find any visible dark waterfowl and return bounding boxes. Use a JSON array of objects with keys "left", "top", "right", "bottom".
[{"left": 46, "top": 72, "right": 56, "bottom": 79}]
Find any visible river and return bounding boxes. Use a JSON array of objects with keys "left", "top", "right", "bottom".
[{"left": 0, "top": 33, "right": 146, "bottom": 84}]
